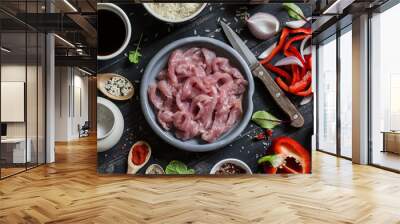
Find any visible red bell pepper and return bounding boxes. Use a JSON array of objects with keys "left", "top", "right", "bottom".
[
  {"left": 305, "top": 55, "right": 312, "bottom": 70},
  {"left": 265, "top": 63, "right": 291, "bottom": 82},
  {"left": 289, "top": 27, "right": 312, "bottom": 35},
  {"left": 293, "top": 84, "right": 312, "bottom": 97},
  {"left": 300, "top": 66, "right": 307, "bottom": 78},
  {"left": 291, "top": 65, "right": 299, "bottom": 85},
  {"left": 289, "top": 71, "right": 311, "bottom": 93},
  {"left": 284, "top": 35, "right": 310, "bottom": 56},
  {"left": 287, "top": 46, "right": 306, "bottom": 66},
  {"left": 275, "top": 77, "right": 289, "bottom": 92},
  {"left": 260, "top": 28, "right": 290, "bottom": 65},
  {"left": 258, "top": 136, "right": 311, "bottom": 174}
]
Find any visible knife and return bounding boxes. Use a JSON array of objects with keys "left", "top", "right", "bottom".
[{"left": 220, "top": 22, "right": 304, "bottom": 128}]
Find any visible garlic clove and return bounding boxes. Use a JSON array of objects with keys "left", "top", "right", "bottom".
[{"left": 247, "top": 12, "right": 280, "bottom": 40}]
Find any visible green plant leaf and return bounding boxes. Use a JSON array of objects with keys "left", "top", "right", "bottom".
[
  {"left": 165, "top": 160, "right": 195, "bottom": 175},
  {"left": 282, "top": 3, "right": 304, "bottom": 20},
  {"left": 128, "top": 51, "right": 142, "bottom": 64},
  {"left": 251, "top": 111, "right": 281, "bottom": 129},
  {"left": 128, "top": 33, "right": 143, "bottom": 64},
  {"left": 257, "top": 154, "right": 285, "bottom": 168}
]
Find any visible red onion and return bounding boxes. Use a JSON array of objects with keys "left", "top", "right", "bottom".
[
  {"left": 247, "top": 13, "right": 280, "bottom": 40},
  {"left": 275, "top": 56, "right": 304, "bottom": 67},
  {"left": 300, "top": 35, "right": 311, "bottom": 60},
  {"left": 300, "top": 95, "right": 313, "bottom": 105},
  {"left": 258, "top": 42, "right": 277, "bottom": 59},
  {"left": 285, "top": 17, "right": 311, "bottom": 29},
  {"left": 303, "top": 46, "right": 311, "bottom": 56}
]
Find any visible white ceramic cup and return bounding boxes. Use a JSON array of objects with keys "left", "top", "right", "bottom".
[{"left": 97, "top": 3, "right": 132, "bottom": 61}]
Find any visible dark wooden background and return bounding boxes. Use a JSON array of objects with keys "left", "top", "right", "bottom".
[{"left": 97, "top": 3, "right": 313, "bottom": 174}]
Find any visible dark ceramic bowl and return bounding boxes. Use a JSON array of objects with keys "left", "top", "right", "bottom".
[{"left": 140, "top": 37, "right": 254, "bottom": 152}]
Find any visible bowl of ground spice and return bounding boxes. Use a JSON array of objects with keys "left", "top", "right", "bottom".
[
  {"left": 143, "top": 3, "right": 207, "bottom": 24},
  {"left": 210, "top": 158, "right": 252, "bottom": 175}
]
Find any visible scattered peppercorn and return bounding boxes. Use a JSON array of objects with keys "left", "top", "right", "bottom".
[
  {"left": 266, "top": 129, "right": 273, "bottom": 137},
  {"left": 255, "top": 132, "right": 266, "bottom": 140}
]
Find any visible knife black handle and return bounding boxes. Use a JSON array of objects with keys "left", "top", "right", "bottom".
[{"left": 252, "top": 63, "right": 304, "bottom": 128}]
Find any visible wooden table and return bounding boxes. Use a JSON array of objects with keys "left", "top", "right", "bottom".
[
  {"left": 1, "top": 138, "right": 32, "bottom": 164},
  {"left": 382, "top": 131, "right": 400, "bottom": 154}
]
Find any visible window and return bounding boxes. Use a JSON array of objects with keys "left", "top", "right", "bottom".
[
  {"left": 339, "top": 28, "right": 352, "bottom": 158},
  {"left": 0, "top": 2, "right": 46, "bottom": 179},
  {"left": 317, "top": 36, "right": 337, "bottom": 154},
  {"left": 370, "top": 3, "right": 400, "bottom": 171}
]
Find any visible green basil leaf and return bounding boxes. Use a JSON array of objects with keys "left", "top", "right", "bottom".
[
  {"left": 251, "top": 111, "right": 281, "bottom": 129},
  {"left": 282, "top": 3, "right": 304, "bottom": 20},
  {"left": 165, "top": 160, "right": 195, "bottom": 175}
]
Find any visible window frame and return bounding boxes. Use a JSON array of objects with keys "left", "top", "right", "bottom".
[{"left": 315, "top": 24, "right": 353, "bottom": 161}]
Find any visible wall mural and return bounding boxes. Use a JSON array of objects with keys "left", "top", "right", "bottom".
[{"left": 97, "top": 2, "right": 313, "bottom": 175}]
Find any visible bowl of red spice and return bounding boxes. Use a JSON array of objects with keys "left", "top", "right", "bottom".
[
  {"left": 127, "top": 141, "right": 152, "bottom": 174},
  {"left": 210, "top": 158, "right": 252, "bottom": 175}
]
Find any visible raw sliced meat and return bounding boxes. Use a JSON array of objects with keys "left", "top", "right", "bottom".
[{"left": 148, "top": 47, "right": 247, "bottom": 143}]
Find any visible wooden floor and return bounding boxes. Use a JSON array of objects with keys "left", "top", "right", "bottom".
[
  {"left": 1, "top": 136, "right": 400, "bottom": 224},
  {"left": 372, "top": 150, "right": 400, "bottom": 171}
]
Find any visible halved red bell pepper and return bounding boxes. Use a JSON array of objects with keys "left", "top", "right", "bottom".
[{"left": 258, "top": 136, "right": 311, "bottom": 174}]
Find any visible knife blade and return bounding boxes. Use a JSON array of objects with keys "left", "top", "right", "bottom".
[{"left": 220, "top": 21, "right": 304, "bottom": 128}]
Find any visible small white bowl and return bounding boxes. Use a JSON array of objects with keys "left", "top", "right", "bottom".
[
  {"left": 97, "top": 3, "right": 132, "bottom": 61},
  {"left": 97, "top": 102, "right": 115, "bottom": 140},
  {"left": 143, "top": 3, "right": 207, "bottom": 24},
  {"left": 97, "top": 97, "right": 124, "bottom": 152},
  {"left": 210, "top": 158, "right": 252, "bottom": 175}
]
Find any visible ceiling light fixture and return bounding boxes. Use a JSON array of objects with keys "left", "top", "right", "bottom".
[
  {"left": 63, "top": 0, "right": 78, "bottom": 12},
  {"left": 77, "top": 67, "right": 92, "bottom": 76},
  {"left": 1, "top": 47, "right": 11, "bottom": 53},
  {"left": 54, "top": 34, "right": 75, "bottom": 48}
]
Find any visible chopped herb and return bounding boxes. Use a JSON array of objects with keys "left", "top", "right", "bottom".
[{"left": 128, "top": 33, "right": 143, "bottom": 64}]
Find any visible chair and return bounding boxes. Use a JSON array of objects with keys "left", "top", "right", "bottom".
[{"left": 78, "top": 121, "right": 90, "bottom": 138}]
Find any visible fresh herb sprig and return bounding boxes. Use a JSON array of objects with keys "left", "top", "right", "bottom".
[
  {"left": 165, "top": 160, "right": 195, "bottom": 175},
  {"left": 128, "top": 33, "right": 143, "bottom": 64}
]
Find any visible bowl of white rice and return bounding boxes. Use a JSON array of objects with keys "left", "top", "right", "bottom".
[{"left": 143, "top": 3, "right": 207, "bottom": 23}]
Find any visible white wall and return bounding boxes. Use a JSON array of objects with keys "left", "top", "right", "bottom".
[
  {"left": 54, "top": 66, "right": 89, "bottom": 141},
  {"left": 1, "top": 63, "right": 46, "bottom": 164}
]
